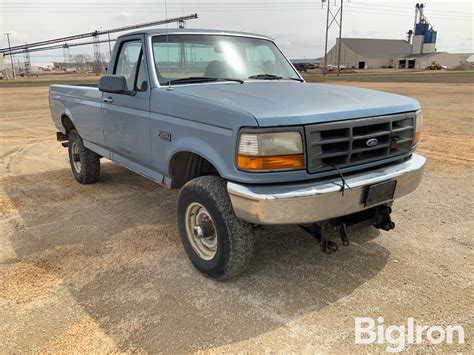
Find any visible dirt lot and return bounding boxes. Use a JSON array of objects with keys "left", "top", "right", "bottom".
[
  {"left": 304, "top": 70, "right": 474, "bottom": 83},
  {"left": 0, "top": 81, "right": 472, "bottom": 353}
]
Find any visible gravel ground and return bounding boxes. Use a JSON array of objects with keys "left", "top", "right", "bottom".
[{"left": 0, "top": 82, "right": 472, "bottom": 353}]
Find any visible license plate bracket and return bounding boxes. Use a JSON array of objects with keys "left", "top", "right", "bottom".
[{"left": 364, "top": 180, "right": 397, "bottom": 207}]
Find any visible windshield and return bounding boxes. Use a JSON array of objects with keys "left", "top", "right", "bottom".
[{"left": 152, "top": 34, "right": 301, "bottom": 85}]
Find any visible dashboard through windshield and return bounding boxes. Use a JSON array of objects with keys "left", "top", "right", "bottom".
[{"left": 152, "top": 34, "right": 301, "bottom": 85}]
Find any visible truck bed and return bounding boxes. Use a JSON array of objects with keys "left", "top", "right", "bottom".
[{"left": 49, "top": 84, "right": 104, "bottom": 148}]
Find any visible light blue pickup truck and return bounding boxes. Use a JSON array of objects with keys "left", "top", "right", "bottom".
[{"left": 50, "top": 29, "right": 426, "bottom": 280}]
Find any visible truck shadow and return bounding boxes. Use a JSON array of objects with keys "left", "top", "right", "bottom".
[{"left": 2, "top": 162, "right": 389, "bottom": 352}]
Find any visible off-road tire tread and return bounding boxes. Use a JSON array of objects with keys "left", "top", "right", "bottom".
[
  {"left": 68, "top": 130, "right": 100, "bottom": 184},
  {"left": 177, "top": 175, "right": 254, "bottom": 280}
]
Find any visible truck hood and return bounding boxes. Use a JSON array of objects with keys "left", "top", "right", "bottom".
[{"left": 174, "top": 82, "right": 420, "bottom": 127}]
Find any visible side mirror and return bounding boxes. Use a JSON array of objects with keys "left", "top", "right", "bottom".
[{"left": 98, "top": 75, "right": 135, "bottom": 95}]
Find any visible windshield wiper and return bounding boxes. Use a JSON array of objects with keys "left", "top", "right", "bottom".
[
  {"left": 248, "top": 74, "right": 283, "bottom": 80},
  {"left": 167, "top": 77, "right": 243, "bottom": 85},
  {"left": 218, "top": 78, "right": 244, "bottom": 84},
  {"left": 287, "top": 77, "right": 304, "bottom": 82}
]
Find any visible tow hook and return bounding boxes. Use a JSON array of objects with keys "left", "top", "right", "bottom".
[{"left": 300, "top": 205, "right": 395, "bottom": 254}]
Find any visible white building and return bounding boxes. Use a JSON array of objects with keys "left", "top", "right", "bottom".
[{"left": 325, "top": 38, "right": 462, "bottom": 69}]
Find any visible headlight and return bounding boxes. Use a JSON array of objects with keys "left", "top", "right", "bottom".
[
  {"left": 413, "top": 110, "right": 423, "bottom": 145},
  {"left": 237, "top": 131, "right": 304, "bottom": 171}
]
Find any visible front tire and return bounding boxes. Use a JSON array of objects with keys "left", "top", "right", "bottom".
[
  {"left": 68, "top": 130, "right": 100, "bottom": 184},
  {"left": 177, "top": 176, "right": 255, "bottom": 280}
]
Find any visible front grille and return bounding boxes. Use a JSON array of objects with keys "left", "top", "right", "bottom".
[{"left": 305, "top": 112, "right": 415, "bottom": 173}]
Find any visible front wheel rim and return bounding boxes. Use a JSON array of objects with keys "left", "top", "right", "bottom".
[
  {"left": 71, "top": 141, "right": 82, "bottom": 173},
  {"left": 185, "top": 202, "right": 218, "bottom": 260}
]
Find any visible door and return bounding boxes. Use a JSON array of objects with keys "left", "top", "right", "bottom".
[
  {"left": 102, "top": 38, "right": 152, "bottom": 168},
  {"left": 358, "top": 61, "right": 366, "bottom": 69}
]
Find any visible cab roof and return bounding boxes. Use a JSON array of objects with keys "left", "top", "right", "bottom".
[{"left": 117, "top": 28, "right": 273, "bottom": 41}]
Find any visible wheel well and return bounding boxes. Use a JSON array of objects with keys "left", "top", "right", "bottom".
[
  {"left": 170, "top": 152, "right": 219, "bottom": 189},
  {"left": 61, "top": 115, "right": 76, "bottom": 136}
]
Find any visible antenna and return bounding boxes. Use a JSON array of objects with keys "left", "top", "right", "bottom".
[{"left": 165, "top": 0, "right": 172, "bottom": 90}]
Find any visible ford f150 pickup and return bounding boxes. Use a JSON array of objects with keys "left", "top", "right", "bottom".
[{"left": 50, "top": 29, "right": 426, "bottom": 280}]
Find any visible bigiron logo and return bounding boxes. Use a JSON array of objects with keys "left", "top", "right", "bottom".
[{"left": 355, "top": 317, "right": 465, "bottom": 352}]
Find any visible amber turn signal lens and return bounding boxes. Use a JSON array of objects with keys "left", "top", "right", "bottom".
[
  {"left": 237, "top": 154, "right": 305, "bottom": 170},
  {"left": 413, "top": 131, "right": 421, "bottom": 145}
]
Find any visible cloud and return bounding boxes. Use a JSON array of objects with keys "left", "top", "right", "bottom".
[
  {"left": 5, "top": 31, "right": 29, "bottom": 43},
  {"left": 113, "top": 11, "right": 133, "bottom": 24}
]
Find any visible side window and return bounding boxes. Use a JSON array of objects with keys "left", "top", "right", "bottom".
[
  {"left": 114, "top": 41, "right": 143, "bottom": 91},
  {"left": 136, "top": 55, "right": 148, "bottom": 91}
]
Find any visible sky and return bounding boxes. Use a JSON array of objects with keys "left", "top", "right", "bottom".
[{"left": 0, "top": 0, "right": 473, "bottom": 65}]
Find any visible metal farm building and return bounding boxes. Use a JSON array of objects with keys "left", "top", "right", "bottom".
[
  {"left": 324, "top": 4, "right": 463, "bottom": 70},
  {"left": 325, "top": 37, "right": 462, "bottom": 70},
  {"left": 326, "top": 38, "right": 411, "bottom": 69}
]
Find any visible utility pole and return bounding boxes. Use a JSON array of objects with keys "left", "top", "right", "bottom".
[
  {"left": 107, "top": 33, "right": 112, "bottom": 57},
  {"left": 5, "top": 32, "right": 16, "bottom": 79},
  {"left": 62, "top": 44, "right": 69, "bottom": 66},
  {"left": 178, "top": 8, "right": 186, "bottom": 28},
  {"left": 92, "top": 31, "right": 102, "bottom": 75},
  {"left": 323, "top": 0, "right": 330, "bottom": 76},
  {"left": 322, "top": 0, "right": 346, "bottom": 76},
  {"left": 336, "top": 0, "right": 344, "bottom": 76},
  {"left": 24, "top": 46, "right": 31, "bottom": 76}
]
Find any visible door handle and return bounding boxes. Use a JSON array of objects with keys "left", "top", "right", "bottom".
[{"left": 103, "top": 96, "right": 113, "bottom": 104}]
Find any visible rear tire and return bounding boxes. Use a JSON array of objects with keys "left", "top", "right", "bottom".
[
  {"left": 177, "top": 175, "right": 255, "bottom": 280},
  {"left": 68, "top": 130, "right": 100, "bottom": 184}
]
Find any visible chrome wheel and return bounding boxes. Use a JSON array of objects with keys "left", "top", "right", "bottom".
[
  {"left": 71, "top": 141, "right": 82, "bottom": 173},
  {"left": 185, "top": 202, "right": 218, "bottom": 260}
]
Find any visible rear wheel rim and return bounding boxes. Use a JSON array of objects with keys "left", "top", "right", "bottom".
[
  {"left": 185, "top": 202, "right": 218, "bottom": 261},
  {"left": 71, "top": 141, "right": 82, "bottom": 173}
]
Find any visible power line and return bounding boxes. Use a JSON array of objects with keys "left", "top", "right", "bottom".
[
  {"left": 2, "top": 5, "right": 471, "bottom": 20},
  {"left": 351, "top": 1, "right": 472, "bottom": 15},
  {"left": 1, "top": 1, "right": 470, "bottom": 16},
  {"left": 345, "top": 4, "right": 471, "bottom": 19},
  {"left": 344, "top": 8, "right": 471, "bottom": 21},
  {"left": 2, "top": 7, "right": 471, "bottom": 19}
]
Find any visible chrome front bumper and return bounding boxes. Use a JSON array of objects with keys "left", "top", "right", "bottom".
[{"left": 227, "top": 154, "right": 426, "bottom": 225}]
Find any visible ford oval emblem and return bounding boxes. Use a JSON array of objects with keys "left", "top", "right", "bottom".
[{"left": 366, "top": 138, "right": 379, "bottom": 147}]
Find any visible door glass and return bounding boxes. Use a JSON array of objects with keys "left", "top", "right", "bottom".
[
  {"left": 136, "top": 55, "right": 148, "bottom": 91},
  {"left": 115, "top": 41, "right": 142, "bottom": 91}
]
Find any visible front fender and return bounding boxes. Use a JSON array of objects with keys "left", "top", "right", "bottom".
[
  {"left": 166, "top": 135, "right": 229, "bottom": 178},
  {"left": 149, "top": 89, "right": 259, "bottom": 184}
]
